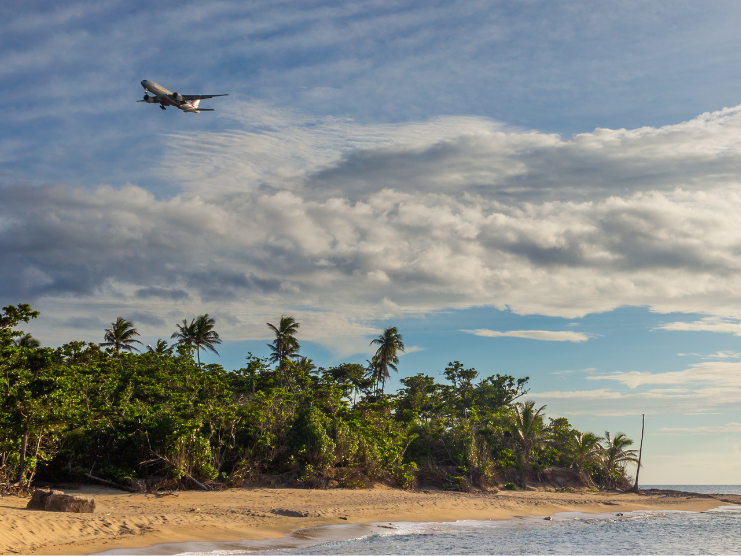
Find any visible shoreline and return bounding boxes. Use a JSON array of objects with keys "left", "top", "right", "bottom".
[{"left": 1, "top": 486, "right": 736, "bottom": 555}]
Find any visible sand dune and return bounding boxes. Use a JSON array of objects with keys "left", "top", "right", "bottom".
[{"left": 0, "top": 486, "right": 732, "bottom": 555}]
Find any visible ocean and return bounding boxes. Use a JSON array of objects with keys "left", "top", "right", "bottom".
[
  {"left": 642, "top": 485, "right": 741, "bottom": 495},
  {"left": 102, "top": 487, "right": 741, "bottom": 556}
]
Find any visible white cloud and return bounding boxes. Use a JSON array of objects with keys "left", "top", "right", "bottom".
[
  {"left": 587, "top": 361, "right": 741, "bottom": 388},
  {"left": 656, "top": 422, "right": 741, "bottom": 434},
  {"left": 533, "top": 359, "right": 741, "bottom": 415},
  {"left": 401, "top": 345, "right": 426, "bottom": 355},
  {"left": 533, "top": 385, "right": 741, "bottom": 416},
  {"left": 461, "top": 329, "right": 590, "bottom": 342},
  {"left": 705, "top": 351, "right": 741, "bottom": 359},
  {"left": 552, "top": 367, "right": 598, "bottom": 376},
  {"left": 659, "top": 317, "right": 741, "bottom": 336}
]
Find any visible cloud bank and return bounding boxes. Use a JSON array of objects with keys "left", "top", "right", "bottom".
[{"left": 5, "top": 102, "right": 741, "bottom": 351}]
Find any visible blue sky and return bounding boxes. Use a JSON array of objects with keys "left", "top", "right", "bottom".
[{"left": 3, "top": 0, "right": 741, "bottom": 483}]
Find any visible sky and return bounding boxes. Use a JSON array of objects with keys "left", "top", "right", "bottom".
[{"left": 3, "top": 0, "right": 741, "bottom": 484}]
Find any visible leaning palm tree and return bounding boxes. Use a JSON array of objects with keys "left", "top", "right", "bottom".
[
  {"left": 101, "top": 317, "right": 142, "bottom": 353},
  {"left": 171, "top": 314, "right": 221, "bottom": 367},
  {"left": 512, "top": 400, "right": 547, "bottom": 484},
  {"left": 369, "top": 326, "right": 405, "bottom": 395},
  {"left": 266, "top": 316, "right": 300, "bottom": 387},
  {"left": 13, "top": 333, "right": 40, "bottom": 349},
  {"left": 601, "top": 431, "right": 639, "bottom": 488}
]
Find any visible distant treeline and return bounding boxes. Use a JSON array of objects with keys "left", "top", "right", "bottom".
[{"left": 0, "top": 304, "right": 637, "bottom": 492}]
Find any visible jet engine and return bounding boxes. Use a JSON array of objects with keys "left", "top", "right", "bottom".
[
  {"left": 143, "top": 94, "right": 157, "bottom": 103},
  {"left": 171, "top": 92, "right": 183, "bottom": 101}
]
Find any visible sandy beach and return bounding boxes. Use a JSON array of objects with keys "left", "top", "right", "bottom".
[{"left": 0, "top": 486, "right": 736, "bottom": 555}]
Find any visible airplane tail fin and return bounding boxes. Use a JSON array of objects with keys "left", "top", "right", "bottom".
[{"left": 192, "top": 99, "right": 201, "bottom": 109}]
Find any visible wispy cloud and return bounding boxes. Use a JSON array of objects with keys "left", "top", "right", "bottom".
[
  {"left": 552, "top": 367, "right": 598, "bottom": 376},
  {"left": 657, "top": 422, "right": 741, "bottom": 434},
  {"left": 462, "top": 329, "right": 590, "bottom": 342},
  {"left": 587, "top": 361, "right": 741, "bottom": 388},
  {"left": 659, "top": 317, "right": 741, "bottom": 336},
  {"left": 705, "top": 351, "right": 741, "bottom": 359},
  {"left": 533, "top": 385, "right": 741, "bottom": 415},
  {"left": 676, "top": 351, "right": 741, "bottom": 359}
]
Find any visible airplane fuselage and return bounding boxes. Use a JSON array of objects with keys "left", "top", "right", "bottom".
[{"left": 142, "top": 80, "right": 172, "bottom": 98}]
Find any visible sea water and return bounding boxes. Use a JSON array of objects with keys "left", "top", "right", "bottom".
[
  {"left": 272, "top": 509, "right": 741, "bottom": 555},
  {"left": 643, "top": 484, "right": 741, "bottom": 495},
  {"left": 103, "top": 507, "right": 741, "bottom": 555}
]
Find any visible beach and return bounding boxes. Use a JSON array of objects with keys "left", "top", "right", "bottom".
[{"left": 0, "top": 486, "right": 735, "bottom": 555}]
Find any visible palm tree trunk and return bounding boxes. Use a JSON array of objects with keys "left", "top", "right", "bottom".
[
  {"left": 197, "top": 348, "right": 201, "bottom": 368},
  {"left": 630, "top": 414, "right": 645, "bottom": 493},
  {"left": 17, "top": 415, "right": 29, "bottom": 486}
]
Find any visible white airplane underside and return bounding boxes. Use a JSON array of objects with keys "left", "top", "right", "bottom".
[{"left": 138, "top": 80, "right": 228, "bottom": 113}]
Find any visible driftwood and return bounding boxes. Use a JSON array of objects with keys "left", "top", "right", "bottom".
[
  {"left": 181, "top": 470, "right": 209, "bottom": 491},
  {"left": 145, "top": 452, "right": 210, "bottom": 491},
  {"left": 84, "top": 472, "right": 137, "bottom": 492}
]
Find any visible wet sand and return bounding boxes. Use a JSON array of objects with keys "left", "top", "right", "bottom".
[{"left": 0, "top": 486, "right": 734, "bottom": 555}]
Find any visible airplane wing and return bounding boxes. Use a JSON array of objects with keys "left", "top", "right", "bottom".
[{"left": 181, "top": 94, "right": 229, "bottom": 100}]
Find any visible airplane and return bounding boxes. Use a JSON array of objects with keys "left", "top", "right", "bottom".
[{"left": 138, "top": 80, "right": 228, "bottom": 113}]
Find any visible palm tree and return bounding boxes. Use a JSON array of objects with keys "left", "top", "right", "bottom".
[
  {"left": 171, "top": 318, "right": 195, "bottom": 345},
  {"left": 101, "top": 317, "right": 142, "bottom": 353},
  {"left": 266, "top": 316, "right": 300, "bottom": 363},
  {"left": 171, "top": 314, "right": 221, "bottom": 367},
  {"left": 512, "top": 400, "right": 547, "bottom": 484},
  {"left": 369, "top": 326, "right": 405, "bottom": 394},
  {"left": 287, "top": 356, "right": 316, "bottom": 392},
  {"left": 13, "top": 333, "right": 40, "bottom": 349},
  {"left": 147, "top": 339, "right": 172, "bottom": 355},
  {"left": 364, "top": 356, "right": 380, "bottom": 397},
  {"left": 266, "top": 316, "right": 300, "bottom": 387},
  {"left": 601, "top": 431, "right": 638, "bottom": 488},
  {"left": 571, "top": 431, "right": 603, "bottom": 478}
]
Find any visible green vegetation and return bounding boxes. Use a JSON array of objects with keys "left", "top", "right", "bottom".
[{"left": 0, "top": 304, "right": 638, "bottom": 493}]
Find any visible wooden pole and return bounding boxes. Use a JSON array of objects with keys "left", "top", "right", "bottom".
[{"left": 630, "top": 413, "right": 644, "bottom": 493}]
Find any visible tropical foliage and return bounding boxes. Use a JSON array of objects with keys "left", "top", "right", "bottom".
[{"left": 0, "top": 304, "right": 638, "bottom": 493}]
